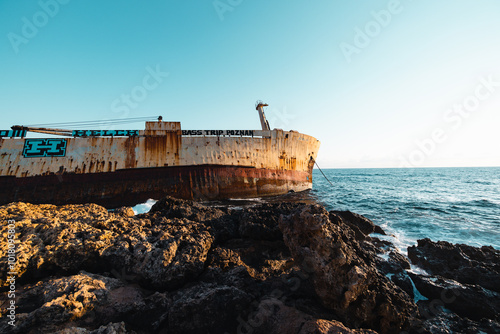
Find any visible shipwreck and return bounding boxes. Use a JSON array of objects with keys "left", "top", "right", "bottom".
[{"left": 0, "top": 102, "right": 320, "bottom": 207}]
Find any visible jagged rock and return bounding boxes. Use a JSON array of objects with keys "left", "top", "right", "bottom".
[
  {"left": 203, "top": 211, "right": 240, "bottom": 242},
  {"left": 238, "top": 205, "right": 283, "bottom": 240},
  {"left": 113, "top": 207, "right": 135, "bottom": 217},
  {"left": 412, "top": 302, "right": 500, "bottom": 334},
  {"left": 0, "top": 202, "right": 109, "bottom": 286},
  {"left": 0, "top": 272, "right": 152, "bottom": 333},
  {"left": 390, "top": 272, "right": 414, "bottom": 300},
  {"left": 280, "top": 204, "right": 417, "bottom": 334},
  {"left": 300, "top": 320, "right": 378, "bottom": 334},
  {"left": 248, "top": 298, "right": 378, "bottom": 334},
  {"left": 408, "top": 273, "right": 500, "bottom": 321},
  {"left": 0, "top": 202, "right": 214, "bottom": 290},
  {"left": 331, "top": 210, "right": 385, "bottom": 238},
  {"left": 388, "top": 251, "right": 411, "bottom": 270},
  {"left": 148, "top": 196, "right": 225, "bottom": 222},
  {"left": 407, "top": 238, "right": 500, "bottom": 330},
  {"left": 54, "top": 322, "right": 131, "bottom": 334},
  {"left": 1, "top": 197, "right": 497, "bottom": 334},
  {"left": 376, "top": 250, "right": 412, "bottom": 277},
  {"left": 408, "top": 238, "right": 500, "bottom": 293},
  {"left": 167, "top": 283, "right": 252, "bottom": 334},
  {"left": 374, "top": 249, "right": 413, "bottom": 298},
  {"left": 208, "top": 246, "right": 246, "bottom": 270}
]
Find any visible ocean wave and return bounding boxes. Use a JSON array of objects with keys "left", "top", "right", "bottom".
[
  {"left": 453, "top": 199, "right": 500, "bottom": 208},
  {"left": 463, "top": 180, "right": 495, "bottom": 185},
  {"left": 314, "top": 167, "right": 500, "bottom": 250}
]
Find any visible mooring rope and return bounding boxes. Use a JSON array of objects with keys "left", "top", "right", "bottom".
[{"left": 313, "top": 159, "right": 335, "bottom": 187}]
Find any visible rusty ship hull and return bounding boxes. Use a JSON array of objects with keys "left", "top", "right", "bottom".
[{"left": 0, "top": 121, "right": 320, "bottom": 208}]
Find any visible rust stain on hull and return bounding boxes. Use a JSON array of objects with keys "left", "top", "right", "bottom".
[
  {"left": 0, "top": 165, "right": 312, "bottom": 208},
  {"left": 125, "top": 137, "right": 138, "bottom": 169}
]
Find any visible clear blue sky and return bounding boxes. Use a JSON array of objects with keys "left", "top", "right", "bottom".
[{"left": 1, "top": 0, "right": 499, "bottom": 168}]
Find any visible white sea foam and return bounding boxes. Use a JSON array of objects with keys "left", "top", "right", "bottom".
[
  {"left": 407, "top": 265, "right": 429, "bottom": 276},
  {"left": 228, "top": 197, "right": 263, "bottom": 202}
]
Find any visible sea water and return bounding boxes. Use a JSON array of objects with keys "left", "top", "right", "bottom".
[
  {"left": 133, "top": 167, "right": 500, "bottom": 253},
  {"left": 312, "top": 167, "right": 500, "bottom": 253}
]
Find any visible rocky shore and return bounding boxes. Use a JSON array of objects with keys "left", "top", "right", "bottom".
[{"left": 0, "top": 197, "right": 498, "bottom": 333}]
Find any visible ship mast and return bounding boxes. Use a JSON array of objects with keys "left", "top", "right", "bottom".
[{"left": 255, "top": 101, "right": 270, "bottom": 131}]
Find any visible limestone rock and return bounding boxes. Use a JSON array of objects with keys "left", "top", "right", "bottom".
[
  {"left": 408, "top": 238, "right": 500, "bottom": 292},
  {"left": 409, "top": 273, "right": 500, "bottom": 321},
  {"left": 331, "top": 210, "right": 386, "bottom": 238},
  {"left": 2, "top": 197, "right": 497, "bottom": 334},
  {"left": 248, "top": 298, "right": 378, "bottom": 334},
  {"left": 280, "top": 204, "right": 417, "bottom": 334}
]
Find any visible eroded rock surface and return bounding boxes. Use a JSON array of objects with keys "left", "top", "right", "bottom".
[
  {"left": 408, "top": 238, "right": 500, "bottom": 292},
  {"left": 0, "top": 202, "right": 213, "bottom": 291},
  {"left": 279, "top": 205, "right": 417, "bottom": 334},
  {"left": 407, "top": 238, "right": 500, "bottom": 331},
  {"left": 0, "top": 197, "right": 497, "bottom": 333}
]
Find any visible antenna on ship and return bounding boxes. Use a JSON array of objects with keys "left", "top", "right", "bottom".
[{"left": 255, "top": 100, "right": 270, "bottom": 131}]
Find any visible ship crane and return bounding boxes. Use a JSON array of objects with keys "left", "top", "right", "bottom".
[
  {"left": 10, "top": 116, "right": 159, "bottom": 137},
  {"left": 11, "top": 125, "right": 72, "bottom": 137},
  {"left": 255, "top": 101, "right": 270, "bottom": 131}
]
